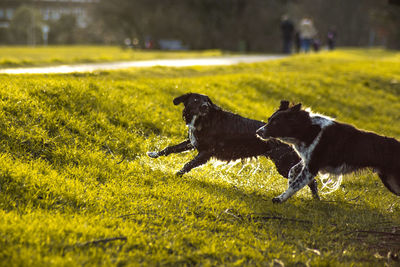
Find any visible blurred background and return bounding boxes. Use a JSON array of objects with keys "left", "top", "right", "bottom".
[{"left": 0, "top": 0, "right": 399, "bottom": 52}]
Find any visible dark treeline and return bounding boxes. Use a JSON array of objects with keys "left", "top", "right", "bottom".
[
  {"left": 96, "top": 0, "right": 285, "bottom": 51},
  {"left": 2, "top": 0, "right": 400, "bottom": 51},
  {"left": 95, "top": 0, "right": 400, "bottom": 51}
]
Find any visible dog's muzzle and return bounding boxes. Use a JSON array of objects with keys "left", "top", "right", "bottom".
[{"left": 199, "top": 103, "right": 210, "bottom": 116}]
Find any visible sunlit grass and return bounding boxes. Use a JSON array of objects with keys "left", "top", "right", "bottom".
[
  {"left": 0, "top": 49, "right": 399, "bottom": 266},
  {"left": 0, "top": 45, "right": 224, "bottom": 68}
]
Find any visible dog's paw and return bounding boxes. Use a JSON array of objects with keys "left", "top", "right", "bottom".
[
  {"left": 312, "top": 193, "right": 321, "bottom": 201},
  {"left": 176, "top": 170, "right": 185, "bottom": 177},
  {"left": 272, "top": 197, "right": 283, "bottom": 204},
  {"left": 147, "top": 151, "right": 159, "bottom": 158}
]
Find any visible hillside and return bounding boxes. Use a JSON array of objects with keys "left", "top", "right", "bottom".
[
  {"left": 0, "top": 49, "right": 399, "bottom": 266},
  {"left": 0, "top": 46, "right": 223, "bottom": 68}
]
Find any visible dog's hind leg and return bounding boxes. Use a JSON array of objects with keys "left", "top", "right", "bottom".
[
  {"left": 176, "top": 151, "right": 211, "bottom": 176},
  {"left": 378, "top": 170, "right": 400, "bottom": 196},
  {"left": 308, "top": 179, "right": 320, "bottom": 200},
  {"left": 148, "top": 140, "right": 194, "bottom": 158}
]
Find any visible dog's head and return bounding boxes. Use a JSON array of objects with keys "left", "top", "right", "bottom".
[
  {"left": 173, "top": 93, "right": 220, "bottom": 124},
  {"left": 256, "top": 100, "right": 311, "bottom": 144}
]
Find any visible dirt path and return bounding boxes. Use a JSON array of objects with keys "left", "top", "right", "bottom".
[{"left": 0, "top": 55, "right": 285, "bottom": 74}]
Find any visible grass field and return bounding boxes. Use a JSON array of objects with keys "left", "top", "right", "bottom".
[
  {"left": 0, "top": 46, "right": 223, "bottom": 68},
  {"left": 0, "top": 49, "right": 400, "bottom": 266}
]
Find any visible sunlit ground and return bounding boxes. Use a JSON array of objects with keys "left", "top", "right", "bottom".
[
  {"left": 0, "top": 49, "right": 399, "bottom": 266},
  {"left": 0, "top": 45, "right": 225, "bottom": 68}
]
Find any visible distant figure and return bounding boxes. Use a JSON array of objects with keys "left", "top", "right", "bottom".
[
  {"left": 280, "top": 15, "right": 294, "bottom": 54},
  {"left": 294, "top": 31, "right": 301, "bottom": 53},
  {"left": 132, "top": 38, "right": 140, "bottom": 49},
  {"left": 327, "top": 28, "right": 337, "bottom": 50},
  {"left": 124, "top": 38, "right": 133, "bottom": 49},
  {"left": 298, "top": 17, "right": 317, "bottom": 53},
  {"left": 145, "top": 36, "right": 154, "bottom": 49},
  {"left": 313, "top": 37, "right": 321, "bottom": 52}
]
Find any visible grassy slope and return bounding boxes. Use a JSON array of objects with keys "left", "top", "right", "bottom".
[
  {"left": 0, "top": 46, "right": 223, "bottom": 68},
  {"left": 0, "top": 49, "right": 399, "bottom": 266}
]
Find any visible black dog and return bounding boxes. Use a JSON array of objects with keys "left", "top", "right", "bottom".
[
  {"left": 256, "top": 100, "right": 400, "bottom": 203},
  {"left": 147, "top": 93, "right": 319, "bottom": 199}
]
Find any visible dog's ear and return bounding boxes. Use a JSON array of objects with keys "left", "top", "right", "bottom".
[
  {"left": 173, "top": 93, "right": 192, "bottom": 105},
  {"left": 206, "top": 96, "right": 221, "bottom": 111},
  {"left": 291, "top": 103, "right": 302, "bottom": 112},
  {"left": 279, "top": 100, "right": 290, "bottom": 111}
]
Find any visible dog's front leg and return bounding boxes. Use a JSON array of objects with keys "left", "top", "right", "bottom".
[
  {"left": 176, "top": 152, "right": 211, "bottom": 176},
  {"left": 289, "top": 162, "right": 320, "bottom": 200},
  {"left": 288, "top": 162, "right": 303, "bottom": 180},
  {"left": 273, "top": 167, "right": 316, "bottom": 203},
  {"left": 148, "top": 140, "right": 194, "bottom": 158}
]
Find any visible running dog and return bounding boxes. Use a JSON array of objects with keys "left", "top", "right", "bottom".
[
  {"left": 147, "top": 93, "right": 320, "bottom": 198},
  {"left": 256, "top": 100, "right": 400, "bottom": 203}
]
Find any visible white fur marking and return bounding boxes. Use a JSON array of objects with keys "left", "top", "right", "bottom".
[
  {"left": 307, "top": 108, "right": 335, "bottom": 126},
  {"left": 294, "top": 112, "right": 334, "bottom": 165},
  {"left": 311, "top": 116, "right": 334, "bottom": 129},
  {"left": 277, "top": 167, "right": 314, "bottom": 202},
  {"left": 147, "top": 151, "right": 159, "bottom": 158},
  {"left": 188, "top": 115, "right": 198, "bottom": 147},
  {"left": 295, "top": 130, "right": 323, "bottom": 165}
]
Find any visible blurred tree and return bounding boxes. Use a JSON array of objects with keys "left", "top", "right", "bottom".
[
  {"left": 95, "top": 0, "right": 285, "bottom": 51},
  {"left": 0, "top": 28, "right": 8, "bottom": 44},
  {"left": 48, "top": 14, "right": 77, "bottom": 44},
  {"left": 95, "top": 0, "right": 149, "bottom": 46},
  {"left": 8, "top": 5, "right": 42, "bottom": 45},
  {"left": 2, "top": 0, "right": 399, "bottom": 50},
  {"left": 92, "top": 0, "right": 399, "bottom": 51},
  {"left": 381, "top": 2, "right": 400, "bottom": 49}
]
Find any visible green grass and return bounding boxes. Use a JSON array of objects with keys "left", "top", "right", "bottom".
[
  {"left": 0, "top": 45, "right": 224, "bottom": 68},
  {"left": 0, "top": 49, "right": 400, "bottom": 266}
]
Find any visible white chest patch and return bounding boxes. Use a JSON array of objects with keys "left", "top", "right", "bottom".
[
  {"left": 296, "top": 112, "right": 335, "bottom": 164},
  {"left": 295, "top": 133, "right": 323, "bottom": 164},
  {"left": 188, "top": 115, "right": 198, "bottom": 147}
]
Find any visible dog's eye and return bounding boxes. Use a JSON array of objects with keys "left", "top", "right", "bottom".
[{"left": 193, "top": 98, "right": 198, "bottom": 103}]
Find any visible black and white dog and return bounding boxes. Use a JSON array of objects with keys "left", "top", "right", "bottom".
[
  {"left": 256, "top": 100, "right": 400, "bottom": 203},
  {"left": 147, "top": 93, "right": 320, "bottom": 198}
]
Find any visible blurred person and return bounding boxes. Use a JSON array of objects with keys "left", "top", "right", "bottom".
[
  {"left": 294, "top": 31, "right": 301, "bottom": 53},
  {"left": 298, "top": 17, "right": 317, "bottom": 53},
  {"left": 280, "top": 15, "right": 294, "bottom": 54},
  {"left": 132, "top": 38, "right": 140, "bottom": 49},
  {"left": 145, "top": 36, "right": 154, "bottom": 49},
  {"left": 313, "top": 36, "right": 321, "bottom": 52},
  {"left": 124, "top": 38, "right": 132, "bottom": 49},
  {"left": 327, "top": 27, "right": 337, "bottom": 50}
]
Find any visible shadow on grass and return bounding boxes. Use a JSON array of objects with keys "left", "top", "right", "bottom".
[
  {"left": 177, "top": 171, "right": 400, "bottom": 254},
  {"left": 183, "top": 173, "right": 390, "bottom": 220}
]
